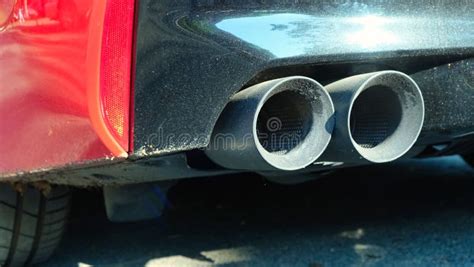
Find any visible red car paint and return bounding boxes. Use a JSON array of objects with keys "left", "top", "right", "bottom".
[{"left": 0, "top": 0, "right": 134, "bottom": 174}]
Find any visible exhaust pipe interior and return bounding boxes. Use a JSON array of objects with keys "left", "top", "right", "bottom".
[
  {"left": 320, "top": 71, "right": 425, "bottom": 163},
  {"left": 350, "top": 86, "right": 403, "bottom": 149},
  {"left": 256, "top": 90, "right": 313, "bottom": 154},
  {"left": 206, "top": 76, "right": 335, "bottom": 171}
]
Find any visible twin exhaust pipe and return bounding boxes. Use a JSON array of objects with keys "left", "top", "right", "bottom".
[{"left": 206, "top": 71, "right": 425, "bottom": 171}]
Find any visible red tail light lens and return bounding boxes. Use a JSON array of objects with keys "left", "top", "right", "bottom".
[
  {"left": 87, "top": 0, "right": 135, "bottom": 157},
  {"left": 99, "top": 0, "right": 135, "bottom": 153}
]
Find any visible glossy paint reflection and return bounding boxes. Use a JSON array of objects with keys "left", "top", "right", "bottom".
[
  {"left": 0, "top": 0, "right": 15, "bottom": 27},
  {"left": 0, "top": 0, "right": 112, "bottom": 174},
  {"left": 216, "top": 13, "right": 472, "bottom": 58},
  {"left": 344, "top": 16, "right": 400, "bottom": 48}
]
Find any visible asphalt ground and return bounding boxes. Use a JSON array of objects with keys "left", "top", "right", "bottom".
[{"left": 40, "top": 156, "right": 474, "bottom": 267}]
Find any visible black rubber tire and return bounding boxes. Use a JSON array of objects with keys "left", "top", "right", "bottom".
[{"left": 0, "top": 184, "right": 70, "bottom": 267}]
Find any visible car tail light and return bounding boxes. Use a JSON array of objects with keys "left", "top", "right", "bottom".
[
  {"left": 88, "top": 0, "right": 136, "bottom": 157},
  {"left": 100, "top": 0, "right": 135, "bottom": 153}
]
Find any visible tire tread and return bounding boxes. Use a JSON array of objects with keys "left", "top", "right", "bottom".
[{"left": 0, "top": 185, "right": 70, "bottom": 267}]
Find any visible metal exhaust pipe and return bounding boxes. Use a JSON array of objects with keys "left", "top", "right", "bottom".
[
  {"left": 206, "top": 76, "right": 335, "bottom": 171},
  {"left": 319, "top": 71, "right": 425, "bottom": 163}
]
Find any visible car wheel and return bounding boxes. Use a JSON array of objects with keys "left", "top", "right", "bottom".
[{"left": 0, "top": 183, "right": 70, "bottom": 267}]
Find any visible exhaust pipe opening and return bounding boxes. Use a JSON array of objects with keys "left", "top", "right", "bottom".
[
  {"left": 349, "top": 86, "right": 402, "bottom": 149},
  {"left": 206, "top": 76, "right": 335, "bottom": 171},
  {"left": 320, "top": 71, "right": 424, "bottom": 163},
  {"left": 256, "top": 90, "right": 313, "bottom": 155}
]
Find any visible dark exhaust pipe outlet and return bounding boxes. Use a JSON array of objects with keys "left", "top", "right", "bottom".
[
  {"left": 319, "top": 71, "right": 425, "bottom": 163},
  {"left": 205, "top": 76, "right": 335, "bottom": 171}
]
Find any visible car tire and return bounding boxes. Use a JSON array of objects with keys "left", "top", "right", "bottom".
[{"left": 0, "top": 183, "right": 70, "bottom": 267}]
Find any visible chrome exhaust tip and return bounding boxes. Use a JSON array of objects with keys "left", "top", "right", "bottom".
[
  {"left": 320, "top": 71, "right": 425, "bottom": 163},
  {"left": 206, "top": 76, "right": 335, "bottom": 171}
]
